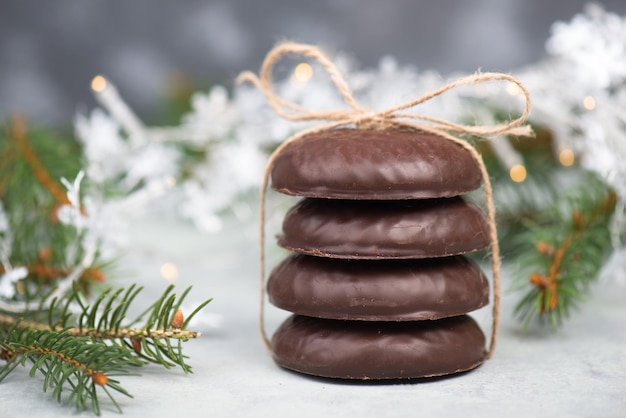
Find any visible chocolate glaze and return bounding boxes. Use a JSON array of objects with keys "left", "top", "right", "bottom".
[
  {"left": 270, "top": 129, "right": 482, "bottom": 200},
  {"left": 267, "top": 254, "right": 489, "bottom": 321},
  {"left": 279, "top": 197, "right": 490, "bottom": 259},
  {"left": 272, "top": 314, "right": 487, "bottom": 379}
]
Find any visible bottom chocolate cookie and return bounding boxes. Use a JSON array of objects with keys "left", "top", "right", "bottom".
[{"left": 272, "top": 315, "right": 486, "bottom": 380}]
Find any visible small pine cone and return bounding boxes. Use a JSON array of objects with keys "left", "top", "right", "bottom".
[
  {"left": 92, "top": 372, "right": 108, "bottom": 386},
  {"left": 1, "top": 348, "right": 15, "bottom": 361},
  {"left": 171, "top": 309, "right": 184, "bottom": 329},
  {"left": 131, "top": 337, "right": 142, "bottom": 354}
]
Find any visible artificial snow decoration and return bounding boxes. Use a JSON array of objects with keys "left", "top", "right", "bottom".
[
  {"left": 0, "top": 202, "right": 11, "bottom": 263},
  {"left": 75, "top": 109, "right": 128, "bottom": 185},
  {"left": 524, "top": 4, "right": 626, "bottom": 244},
  {"left": 75, "top": 5, "right": 625, "bottom": 248},
  {"left": 527, "top": 4, "right": 626, "bottom": 206},
  {"left": 546, "top": 3, "right": 626, "bottom": 90},
  {"left": 0, "top": 267, "right": 27, "bottom": 299}
]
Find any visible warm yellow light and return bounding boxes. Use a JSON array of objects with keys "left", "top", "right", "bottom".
[
  {"left": 509, "top": 164, "right": 527, "bottom": 183},
  {"left": 506, "top": 82, "right": 521, "bottom": 96},
  {"left": 91, "top": 75, "right": 107, "bottom": 92},
  {"left": 559, "top": 149, "right": 575, "bottom": 167},
  {"left": 160, "top": 262, "right": 179, "bottom": 282},
  {"left": 165, "top": 176, "right": 177, "bottom": 188},
  {"left": 583, "top": 96, "right": 596, "bottom": 110},
  {"left": 293, "top": 62, "right": 313, "bottom": 82}
]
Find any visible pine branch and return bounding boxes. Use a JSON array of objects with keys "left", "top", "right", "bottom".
[
  {"left": 1, "top": 284, "right": 212, "bottom": 414},
  {"left": 0, "top": 117, "right": 92, "bottom": 305},
  {"left": 1, "top": 119, "right": 213, "bottom": 414},
  {"left": 8, "top": 115, "right": 71, "bottom": 207},
  {"left": 0, "top": 327, "right": 137, "bottom": 415},
  {"left": 2, "top": 284, "right": 211, "bottom": 371},
  {"left": 473, "top": 128, "right": 619, "bottom": 328},
  {"left": 511, "top": 173, "right": 617, "bottom": 328}
]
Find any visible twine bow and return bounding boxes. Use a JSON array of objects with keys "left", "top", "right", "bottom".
[{"left": 238, "top": 41, "right": 533, "bottom": 360}]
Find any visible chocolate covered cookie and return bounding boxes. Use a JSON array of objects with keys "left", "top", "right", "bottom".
[
  {"left": 278, "top": 197, "right": 490, "bottom": 259},
  {"left": 270, "top": 129, "right": 482, "bottom": 200},
  {"left": 267, "top": 254, "right": 489, "bottom": 321},
  {"left": 242, "top": 43, "right": 508, "bottom": 382},
  {"left": 272, "top": 314, "right": 487, "bottom": 379}
]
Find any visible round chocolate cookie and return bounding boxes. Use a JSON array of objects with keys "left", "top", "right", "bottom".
[
  {"left": 272, "top": 314, "right": 487, "bottom": 379},
  {"left": 270, "top": 129, "right": 482, "bottom": 200},
  {"left": 278, "top": 197, "right": 490, "bottom": 259},
  {"left": 267, "top": 254, "right": 489, "bottom": 321}
]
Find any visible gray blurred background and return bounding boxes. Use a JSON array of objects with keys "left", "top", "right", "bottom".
[{"left": 2, "top": 0, "right": 626, "bottom": 126}]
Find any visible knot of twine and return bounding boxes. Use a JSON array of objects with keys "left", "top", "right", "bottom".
[
  {"left": 236, "top": 42, "right": 532, "bottom": 138},
  {"left": 238, "top": 41, "right": 533, "bottom": 360}
]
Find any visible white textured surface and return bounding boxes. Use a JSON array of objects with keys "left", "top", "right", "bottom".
[{"left": 1, "top": 213, "right": 625, "bottom": 417}]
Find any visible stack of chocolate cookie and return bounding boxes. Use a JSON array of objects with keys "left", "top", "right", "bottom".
[{"left": 266, "top": 128, "right": 491, "bottom": 379}]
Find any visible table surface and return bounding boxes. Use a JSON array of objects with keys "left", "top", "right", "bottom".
[{"left": 1, "top": 212, "right": 625, "bottom": 418}]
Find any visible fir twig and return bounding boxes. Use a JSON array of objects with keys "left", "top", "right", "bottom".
[
  {"left": 8, "top": 115, "right": 71, "bottom": 207},
  {"left": 0, "top": 327, "right": 137, "bottom": 414},
  {"left": 2, "top": 284, "right": 210, "bottom": 370},
  {"left": 1, "top": 119, "right": 213, "bottom": 414},
  {"left": 0, "top": 117, "right": 91, "bottom": 308},
  {"left": 0, "top": 284, "right": 212, "bottom": 414},
  {"left": 512, "top": 173, "right": 617, "bottom": 328}
]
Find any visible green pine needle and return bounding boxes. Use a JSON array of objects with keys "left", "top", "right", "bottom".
[
  {"left": 1, "top": 284, "right": 212, "bottom": 414},
  {"left": 1, "top": 116, "right": 215, "bottom": 416},
  {"left": 0, "top": 327, "right": 137, "bottom": 414},
  {"left": 510, "top": 172, "right": 616, "bottom": 328}
]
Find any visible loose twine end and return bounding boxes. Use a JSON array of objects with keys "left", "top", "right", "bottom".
[{"left": 240, "top": 41, "right": 533, "bottom": 359}]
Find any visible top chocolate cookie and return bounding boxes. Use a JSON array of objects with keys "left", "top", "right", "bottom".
[{"left": 270, "top": 129, "right": 482, "bottom": 199}]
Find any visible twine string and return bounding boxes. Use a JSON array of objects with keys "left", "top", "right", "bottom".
[{"left": 238, "top": 41, "right": 533, "bottom": 359}]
